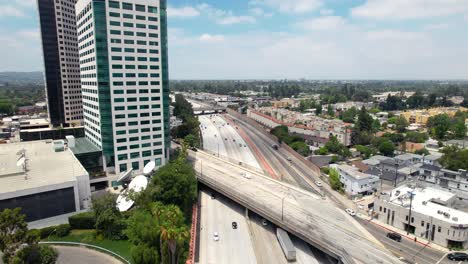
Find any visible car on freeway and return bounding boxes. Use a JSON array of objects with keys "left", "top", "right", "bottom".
[
  {"left": 315, "top": 181, "right": 322, "bottom": 187},
  {"left": 233, "top": 139, "right": 236, "bottom": 142},
  {"left": 213, "top": 232, "right": 219, "bottom": 241},
  {"left": 345, "top": 208, "right": 356, "bottom": 216},
  {"left": 447, "top": 252, "right": 468, "bottom": 261},
  {"left": 232, "top": 222, "right": 237, "bottom": 229},
  {"left": 239, "top": 143, "right": 242, "bottom": 147},
  {"left": 225, "top": 138, "right": 227, "bottom": 140},
  {"left": 211, "top": 194, "right": 216, "bottom": 199},
  {"left": 286, "top": 157, "right": 292, "bottom": 161},
  {"left": 262, "top": 219, "right": 268, "bottom": 226},
  {"left": 386, "top": 232, "right": 402, "bottom": 242}
]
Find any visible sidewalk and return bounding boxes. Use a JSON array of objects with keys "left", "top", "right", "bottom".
[{"left": 357, "top": 214, "right": 450, "bottom": 253}]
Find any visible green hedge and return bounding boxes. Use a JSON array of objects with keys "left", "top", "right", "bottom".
[{"left": 68, "top": 211, "right": 95, "bottom": 229}]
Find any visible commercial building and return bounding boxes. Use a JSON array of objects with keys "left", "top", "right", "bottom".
[
  {"left": 331, "top": 164, "right": 380, "bottom": 197},
  {"left": 375, "top": 186, "right": 468, "bottom": 249},
  {"left": 76, "top": 0, "right": 170, "bottom": 175},
  {"left": 0, "top": 140, "right": 91, "bottom": 222},
  {"left": 37, "top": 0, "right": 83, "bottom": 127}
]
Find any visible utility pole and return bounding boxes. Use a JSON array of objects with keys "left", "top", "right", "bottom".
[{"left": 406, "top": 189, "right": 415, "bottom": 235}]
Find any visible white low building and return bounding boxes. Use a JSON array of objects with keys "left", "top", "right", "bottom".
[
  {"left": 331, "top": 164, "right": 380, "bottom": 196},
  {"left": 0, "top": 140, "right": 91, "bottom": 222},
  {"left": 375, "top": 186, "right": 468, "bottom": 249}
]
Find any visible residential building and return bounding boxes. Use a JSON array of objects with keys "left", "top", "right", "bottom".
[
  {"left": 0, "top": 140, "right": 91, "bottom": 222},
  {"left": 375, "top": 186, "right": 468, "bottom": 249},
  {"left": 37, "top": 0, "right": 83, "bottom": 127},
  {"left": 247, "top": 108, "right": 352, "bottom": 146},
  {"left": 331, "top": 164, "right": 380, "bottom": 197},
  {"left": 398, "top": 107, "right": 466, "bottom": 126},
  {"left": 76, "top": 0, "right": 170, "bottom": 175}
]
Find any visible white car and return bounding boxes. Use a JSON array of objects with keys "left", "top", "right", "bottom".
[
  {"left": 261, "top": 219, "right": 268, "bottom": 226},
  {"left": 213, "top": 232, "right": 219, "bottom": 241},
  {"left": 315, "top": 181, "right": 322, "bottom": 187},
  {"left": 345, "top": 208, "right": 356, "bottom": 216}
]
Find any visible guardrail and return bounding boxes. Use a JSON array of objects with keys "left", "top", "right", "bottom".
[
  {"left": 186, "top": 204, "right": 198, "bottom": 264},
  {"left": 39, "top": 241, "right": 130, "bottom": 264}
]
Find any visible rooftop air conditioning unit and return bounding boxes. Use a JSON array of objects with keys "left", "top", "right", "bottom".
[
  {"left": 452, "top": 217, "right": 458, "bottom": 222},
  {"left": 422, "top": 201, "right": 427, "bottom": 205}
]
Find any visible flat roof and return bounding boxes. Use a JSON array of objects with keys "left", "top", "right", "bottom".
[
  {"left": 336, "top": 164, "right": 377, "bottom": 180},
  {"left": 0, "top": 140, "right": 88, "bottom": 195},
  {"left": 386, "top": 186, "right": 468, "bottom": 225}
]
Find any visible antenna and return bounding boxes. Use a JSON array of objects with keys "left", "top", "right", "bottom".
[{"left": 16, "top": 149, "right": 28, "bottom": 180}]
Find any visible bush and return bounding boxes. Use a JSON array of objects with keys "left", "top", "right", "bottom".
[
  {"left": 69, "top": 211, "right": 95, "bottom": 229},
  {"left": 320, "top": 167, "right": 330, "bottom": 174},
  {"left": 55, "top": 224, "right": 71, "bottom": 237},
  {"left": 13, "top": 245, "right": 57, "bottom": 264},
  {"left": 39, "top": 226, "right": 56, "bottom": 239}
]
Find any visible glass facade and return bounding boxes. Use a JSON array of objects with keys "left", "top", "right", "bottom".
[{"left": 159, "top": 0, "right": 170, "bottom": 158}]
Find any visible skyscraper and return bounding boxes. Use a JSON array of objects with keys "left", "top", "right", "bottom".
[
  {"left": 37, "top": 0, "right": 83, "bottom": 127},
  {"left": 76, "top": 0, "right": 170, "bottom": 174}
]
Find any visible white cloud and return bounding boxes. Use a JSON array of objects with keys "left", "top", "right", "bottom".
[
  {"left": 249, "top": 7, "right": 273, "bottom": 17},
  {"left": 0, "top": 5, "right": 26, "bottom": 17},
  {"left": 351, "top": 0, "right": 468, "bottom": 20},
  {"left": 199, "top": 34, "right": 225, "bottom": 42},
  {"left": 250, "top": 0, "right": 322, "bottom": 14},
  {"left": 319, "top": 9, "right": 334, "bottom": 16},
  {"left": 14, "top": 0, "right": 36, "bottom": 8},
  {"left": 295, "top": 16, "right": 346, "bottom": 31},
  {"left": 167, "top": 6, "right": 200, "bottom": 18},
  {"left": 197, "top": 3, "right": 256, "bottom": 25},
  {"left": 423, "top": 23, "right": 451, "bottom": 31},
  {"left": 17, "top": 29, "right": 39, "bottom": 39}
]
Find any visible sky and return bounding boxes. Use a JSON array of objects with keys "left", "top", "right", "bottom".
[{"left": 1, "top": 0, "right": 468, "bottom": 80}]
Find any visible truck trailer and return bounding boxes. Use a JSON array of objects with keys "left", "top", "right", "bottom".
[{"left": 276, "top": 228, "right": 296, "bottom": 262}]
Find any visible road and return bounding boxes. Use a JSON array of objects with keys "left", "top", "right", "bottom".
[
  {"left": 53, "top": 246, "right": 121, "bottom": 264},
  {"left": 357, "top": 219, "right": 453, "bottom": 264},
  {"left": 192, "top": 150, "right": 402, "bottom": 263},
  {"left": 199, "top": 190, "right": 257, "bottom": 264}
]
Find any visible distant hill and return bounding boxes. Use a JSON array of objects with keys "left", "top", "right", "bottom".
[{"left": 0, "top": 72, "right": 44, "bottom": 86}]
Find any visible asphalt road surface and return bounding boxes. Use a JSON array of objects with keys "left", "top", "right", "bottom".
[{"left": 54, "top": 246, "right": 122, "bottom": 264}]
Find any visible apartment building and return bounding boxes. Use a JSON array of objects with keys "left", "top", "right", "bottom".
[
  {"left": 76, "top": 0, "right": 170, "bottom": 175},
  {"left": 375, "top": 186, "right": 468, "bottom": 249},
  {"left": 37, "top": 0, "right": 83, "bottom": 127},
  {"left": 331, "top": 164, "right": 380, "bottom": 197}
]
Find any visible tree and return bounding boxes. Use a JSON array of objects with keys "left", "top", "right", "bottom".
[
  {"left": 290, "top": 141, "right": 310, "bottom": 156},
  {"left": 183, "top": 134, "right": 199, "bottom": 149},
  {"left": 13, "top": 244, "right": 58, "bottom": 264},
  {"left": 379, "top": 140, "right": 395, "bottom": 157},
  {"left": 0, "top": 208, "right": 42, "bottom": 263},
  {"left": 328, "top": 168, "right": 343, "bottom": 193},
  {"left": 92, "top": 193, "right": 126, "bottom": 240},
  {"left": 315, "top": 105, "right": 322, "bottom": 116},
  {"left": 340, "top": 107, "right": 357, "bottom": 123},
  {"left": 355, "top": 145, "right": 375, "bottom": 159},
  {"left": 440, "top": 146, "right": 468, "bottom": 171},
  {"left": 451, "top": 120, "right": 467, "bottom": 139},
  {"left": 151, "top": 153, "right": 198, "bottom": 215},
  {"left": 172, "top": 94, "right": 194, "bottom": 121},
  {"left": 394, "top": 116, "right": 409, "bottom": 133},
  {"left": 427, "top": 114, "right": 451, "bottom": 140},
  {"left": 406, "top": 92, "right": 425, "bottom": 109},
  {"left": 125, "top": 209, "right": 161, "bottom": 264},
  {"left": 327, "top": 104, "right": 335, "bottom": 117},
  {"left": 356, "top": 107, "right": 373, "bottom": 132},
  {"left": 405, "top": 132, "right": 428, "bottom": 143},
  {"left": 415, "top": 148, "right": 430, "bottom": 156}
]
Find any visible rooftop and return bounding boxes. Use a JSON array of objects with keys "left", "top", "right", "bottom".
[
  {"left": 385, "top": 186, "right": 468, "bottom": 225},
  {"left": 0, "top": 140, "right": 88, "bottom": 195},
  {"left": 336, "top": 164, "right": 377, "bottom": 180},
  {"left": 395, "top": 153, "right": 422, "bottom": 161},
  {"left": 70, "top": 137, "right": 101, "bottom": 155}
]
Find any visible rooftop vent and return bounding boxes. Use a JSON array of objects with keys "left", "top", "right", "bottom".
[{"left": 452, "top": 217, "right": 458, "bottom": 222}]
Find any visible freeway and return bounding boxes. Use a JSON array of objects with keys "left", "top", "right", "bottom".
[
  {"left": 191, "top": 150, "right": 402, "bottom": 264},
  {"left": 199, "top": 190, "right": 257, "bottom": 264}
]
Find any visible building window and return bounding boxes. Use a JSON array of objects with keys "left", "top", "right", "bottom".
[
  {"left": 405, "top": 215, "right": 408, "bottom": 221},
  {"left": 122, "top": 2, "right": 133, "bottom": 10},
  {"left": 438, "top": 226, "right": 441, "bottom": 233},
  {"left": 136, "top": 4, "right": 145, "bottom": 12},
  {"left": 411, "top": 217, "right": 414, "bottom": 223},
  {"left": 109, "top": 1, "right": 120, "bottom": 8},
  {"left": 421, "top": 221, "right": 424, "bottom": 227},
  {"left": 132, "top": 161, "right": 139, "bottom": 170}
]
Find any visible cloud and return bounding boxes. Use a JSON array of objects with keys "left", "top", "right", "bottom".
[
  {"left": 17, "top": 29, "right": 39, "bottom": 39},
  {"left": 14, "top": 0, "right": 37, "bottom": 8},
  {"left": 197, "top": 3, "right": 256, "bottom": 25},
  {"left": 250, "top": 0, "right": 322, "bottom": 14},
  {"left": 351, "top": 0, "right": 468, "bottom": 20},
  {"left": 423, "top": 23, "right": 451, "bottom": 31},
  {"left": 167, "top": 6, "right": 200, "bottom": 18},
  {"left": 295, "top": 16, "right": 346, "bottom": 31},
  {"left": 249, "top": 7, "right": 273, "bottom": 17},
  {"left": 199, "top": 34, "right": 225, "bottom": 42},
  {"left": 319, "top": 9, "right": 334, "bottom": 16},
  {"left": 0, "top": 5, "right": 26, "bottom": 17}
]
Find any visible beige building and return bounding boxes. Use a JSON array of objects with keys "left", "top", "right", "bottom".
[{"left": 398, "top": 107, "right": 467, "bottom": 126}]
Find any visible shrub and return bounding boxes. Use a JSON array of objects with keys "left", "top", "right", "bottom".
[
  {"left": 55, "top": 224, "right": 71, "bottom": 237},
  {"left": 13, "top": 245, "right": 57, "bottom": 264},
  {"left": 39, "top": 226, "right": 56, "bottom": 239},
  {"left": 69, "top": 211, "right": 95, "bottom": 229}
]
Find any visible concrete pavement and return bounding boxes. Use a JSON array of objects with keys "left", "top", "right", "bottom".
[{"left": 54, "top": 246, "right": 122, "bottom": 264}]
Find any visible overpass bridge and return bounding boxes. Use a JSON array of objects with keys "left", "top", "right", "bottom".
[
  {"left": 190, "top": 150, "right": 402, "bottom": 264},
  {"left": 193, "top": 106, "right": 226, "bottom": 115}
]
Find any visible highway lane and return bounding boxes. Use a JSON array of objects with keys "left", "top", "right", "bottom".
[
  {"left": 192, "top": 150, "right": 402, "bottom": 264},
  {"left": 199, "top": 190, "right": 257, "bottom": 264}
]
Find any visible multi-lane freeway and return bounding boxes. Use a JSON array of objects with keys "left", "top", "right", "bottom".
[{"left": 191, "top": 149, "right": 401, "bottom": 264}]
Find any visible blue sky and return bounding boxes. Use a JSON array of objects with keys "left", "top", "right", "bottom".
[{"left": 1, "top": 0, "right": 468, "bottom": 79}]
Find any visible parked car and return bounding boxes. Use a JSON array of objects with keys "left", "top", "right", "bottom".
[
  {"left": 315, "top": 181, "right": 322, "bottom": 187},
  {"left": 262, "top": 219, "right": 268, "bottom": 226},
  {"left": 345, "top": 208, "right": 356, "bottom": 216},
  {"left": 447, "top": 252, "right": 468, "bottom": 261},
  {"left": 213, "top": 232, "right": 219, "bottom": 241},
  {"left": 232, "top": 222, "right": 237, "bottom": 229},
  {"left": 386, "top": 232, "right": 402, "bottom": 242}
]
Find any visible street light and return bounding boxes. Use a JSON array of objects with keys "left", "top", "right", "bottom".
[{"left": 406, "top": 189, "right": 415, "bottom": 235}]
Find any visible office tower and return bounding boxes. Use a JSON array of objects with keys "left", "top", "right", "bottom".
[
  {"left": 76, "top": 0, "right": 170, "bottom": 174},
  {"left": 37, "top": 0, "right": 83, "bottom": 127}
]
